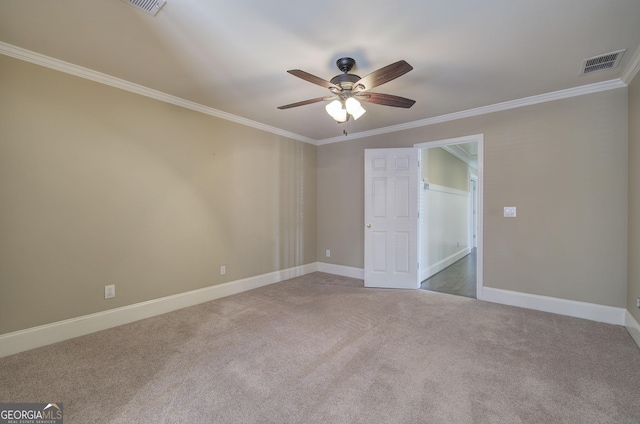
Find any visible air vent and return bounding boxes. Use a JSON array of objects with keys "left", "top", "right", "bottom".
[
  {"left": 122, "top": 0, "right": 166, "bottom": 16},
  {"left": 581, "top": 49, "right": 626, "bottom": 74}
]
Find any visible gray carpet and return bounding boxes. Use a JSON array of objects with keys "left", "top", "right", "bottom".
[{"left": 1, "top": 272, "right": 639, "bottom": 423}]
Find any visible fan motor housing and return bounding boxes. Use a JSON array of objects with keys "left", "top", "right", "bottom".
[
  {"left": 330, "top": 73, "right": 360, "bottom": 89},
  {"left": 331, "top": 57, "right": 360, "bottom": 90}
]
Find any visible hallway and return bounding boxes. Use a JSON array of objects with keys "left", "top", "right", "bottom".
[{"left": 420, "top": 248, "right": 477, "bottom": 298}]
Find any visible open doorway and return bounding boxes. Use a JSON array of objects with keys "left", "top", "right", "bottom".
[{"left": 414, "top": 135, "right": 483, "bottom": 300}]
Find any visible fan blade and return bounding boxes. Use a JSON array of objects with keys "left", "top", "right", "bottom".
[
  {"left": 287, "top": 70, "right": 338, "bottom": 90},
  {"left": 277, "top": 97, "right": 327, "bottom": 110},
  {"left": 354, "top": 60, "right": 413, "bottom": 91},
  {"left": 356, "top": 92, "right": 416, "bottom": 108}
]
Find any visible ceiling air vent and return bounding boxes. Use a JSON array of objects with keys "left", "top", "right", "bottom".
[
  {"left": 581, "top": 49, "right": 626, "bottom": 74},
  {"left": 122, "top": 0, "right": 166, "bottom": 16}
]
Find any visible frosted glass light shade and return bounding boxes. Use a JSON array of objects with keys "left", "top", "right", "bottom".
[
  {"left": 326, "top": 100, "right": 347, "bottom": 122},
  {"left": 345, "top": 97, "right": 366, "bottom": 120}
]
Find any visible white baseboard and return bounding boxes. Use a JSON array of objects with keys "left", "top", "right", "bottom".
[
  {"left": 0, "top": 263, "right": 318, "bottom": 358},
  {"left": 420, "top": 248, "right": 471, "bottom": 281},
  {"left": 317, "top": 262, "right": 364, "bottom": 280},
  {"left": 5, "top": 264, "right": 632, "bottom": 358},
  {"left": 483, "top": 287, "right": 626, "bottom": 325},
  {"left": 625, "top": 311, "right": 640, "bottom": 348}
]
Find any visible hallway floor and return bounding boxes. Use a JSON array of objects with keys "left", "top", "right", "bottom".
[{"left": 420, "top": 248, "right": 477, "bottom": 298}]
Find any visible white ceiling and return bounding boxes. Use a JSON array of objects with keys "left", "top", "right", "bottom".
[{"left": 1, "top": 0, "right": 639, "bottom": 143}]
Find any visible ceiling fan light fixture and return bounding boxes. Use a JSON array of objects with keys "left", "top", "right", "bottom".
[
  {"left": 279, "top": 57, "right": 414, "bottom": 125},
  {"left": 346, "top": 97, "right": 366, "bottom": 120}
]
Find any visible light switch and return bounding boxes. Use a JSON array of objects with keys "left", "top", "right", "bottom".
[{"left": 504, "top": 207, "right": 517, "bottom": 218}]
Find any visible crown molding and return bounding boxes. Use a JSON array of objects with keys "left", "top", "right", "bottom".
[
  {"left": 316, "top": 79, "right": 626, "bottom": 145},
  {"left": 442, "top": 144, "right": 478, "bottom": 170},
  {"left": 1, "top": 42, "right": 629, "bottom": 148},
  {"left": 0, "top": 42, "right": 316, "bottom": 145},
  {"left": 621, "top": 46, "right": 640, "bottom": 85}
]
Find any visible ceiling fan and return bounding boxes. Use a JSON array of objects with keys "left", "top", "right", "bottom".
[{"left": 277, "top": 57, "right": 416, "bottom": 123}]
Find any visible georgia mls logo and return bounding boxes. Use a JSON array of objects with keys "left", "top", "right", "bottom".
[{"left": 0, "top": 402, "right": 63, "bottom": 424}]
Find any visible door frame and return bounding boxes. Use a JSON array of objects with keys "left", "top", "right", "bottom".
[
  {"left": 414, "top": 134, "right": 484, "bottom": 300},
  {"left": 470, "top": 174, "right": 478, "bottom": 249}
]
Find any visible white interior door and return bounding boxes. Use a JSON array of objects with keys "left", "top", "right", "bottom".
[{"left": 364, "top": 148, "right": 419, "bottom": 289}]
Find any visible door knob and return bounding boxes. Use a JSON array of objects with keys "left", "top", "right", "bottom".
[{"left": 366, "top": 223, "right": 371, "bottom": 228}]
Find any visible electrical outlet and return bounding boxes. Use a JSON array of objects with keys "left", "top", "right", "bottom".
[
  {"left": 220, "top": 265, "right": 226, "bottom": 275},
  {"left": 105, "top": 284, "right": 115, "bottom": 299},
  {"left": 637, "top": 297, "right": 640, "bottom": 308},
  {"left": 326, "top": 249, "right": 331, "bottom": 257}
]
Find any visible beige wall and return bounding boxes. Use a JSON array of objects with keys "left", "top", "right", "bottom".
[
  {"left": 421, "top": 147, "right": 470, "bottom": 192},
  {"left": 629, "top": 74, "right": 640, "bottom": 322},
  {"left": 1, "top": 50, "right": 634, "bottom": 336},
  {"left": 318, "top": 88, "right": 628, "bottom": 308},
  {"left": 0, "top": 55, "right": 317, "bottom": 335}
]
